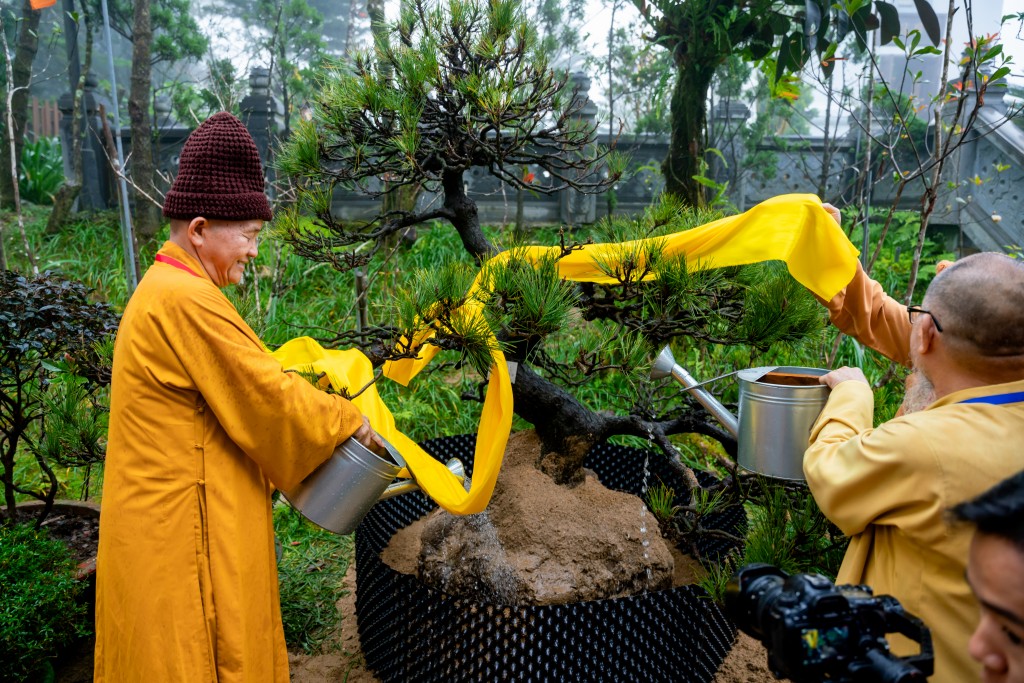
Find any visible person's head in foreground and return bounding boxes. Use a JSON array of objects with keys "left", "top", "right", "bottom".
[
  {"left": 908, "top": 253, "right": 1024, "bottom": 398},
  {"left": 952, "top": 469, "right": 1024, "bottom": 683},
  {"left": 162, "top": 111, "right": 272, "bottom": 287}
]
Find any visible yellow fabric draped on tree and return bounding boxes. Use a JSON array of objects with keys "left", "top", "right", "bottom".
[{"left": 271, "top": 193, "right": 860, "bottom": 515}]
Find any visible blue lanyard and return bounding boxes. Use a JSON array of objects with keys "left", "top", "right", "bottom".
[{"left": 959, "top": 391, "right": 1024, "bottom": 405}]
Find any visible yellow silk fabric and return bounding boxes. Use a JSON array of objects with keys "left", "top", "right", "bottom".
[{"left": 274, "top": 193, "right": 859, "bottom": 515}]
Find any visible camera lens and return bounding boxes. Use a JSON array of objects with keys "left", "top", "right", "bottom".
[{"left": 724, "top": 564, "right": 788, "bottom": 639}]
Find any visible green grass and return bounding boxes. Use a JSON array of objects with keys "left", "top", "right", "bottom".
[{"left": 273, "top": 503, "right": 354, "bottom": 654}]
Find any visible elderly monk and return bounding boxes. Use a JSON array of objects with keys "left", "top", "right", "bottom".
[
  {"left": 804, "top": 253, "right": 1024, "bottom": 683},
  {"left": 94, "top": 112, "right": 380, "bottom": 682}
]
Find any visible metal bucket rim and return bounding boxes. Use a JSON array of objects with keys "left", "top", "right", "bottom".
[{"left": 738, "top": 365, "right": 829, "bottom": 387}]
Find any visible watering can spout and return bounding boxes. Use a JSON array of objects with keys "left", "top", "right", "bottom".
[
  {"left": 650, "top": 346, "right": 740, "bottom": 438},
  {"left": 379, "top": 457, "right": 466, "bottom": 500}
]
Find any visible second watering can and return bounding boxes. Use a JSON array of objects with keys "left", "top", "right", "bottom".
[{"left": 651, "top": 346, "right": 830, "bottom": 480}]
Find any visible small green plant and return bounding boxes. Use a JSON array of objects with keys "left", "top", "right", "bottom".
[
  {"left": 0, "top": 522, "right": 89, "bottom": 682},
  {"left": 274, "top": 504, "right": 353, "bottom": 654},
  {"left": 743, "top": 479, "right": 846, "bottom": 579},
  {"left": 18, "top": 137, "right": 64, "bottom": 206},
  {"left": 646, "top": 482, "right": 681, "bottom": 524},
  {"left": 0, "top": 271, "right": 119, "bottom": 524},
  {"left": 697, "top": 551, "right": 739, "bottom": 604}
]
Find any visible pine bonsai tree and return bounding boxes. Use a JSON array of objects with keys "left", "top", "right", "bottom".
[
  {"left": 277, "top": 0, "right": 624, "bottom": 266},
  {"left": 277, "top": 0, "right": 823, "bottom": 489}
]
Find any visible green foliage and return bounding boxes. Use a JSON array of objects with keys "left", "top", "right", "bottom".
[
  {"left": 278, "top": 0, "right": 617, "bottom": 267},
  {"left": 631, "top": 0, "right": 940, "bottom": 200},
  {"left": 646, "top": 482, "right": 681, "bottom": 523},
  {"left": 88, "top": 0, "right": 208, "bottom": 64},
  {"left": 247, "top": 0, "right": 327, "bottom": 134},
  {"left": 17, "top": 137, "right": 64, "bottom": 206},
  {"left": 163, "top": 58, "right": 248, "bottom": 126},
  {"left": 742, "top": 480, "right": 846, "bottom": 579},
  {"left": 273, "top": 504, "right": 353, "bottom": 653},
  {"left": 479, "top": 249, "right": 580, "bottom": 361},
  {"left": 0, "top": 271, "right": 119, "bottom": 516},
  {"left": 0, "top": 523, "right": 89, "bottom": 682}
]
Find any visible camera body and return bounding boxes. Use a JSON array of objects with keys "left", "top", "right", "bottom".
[{"left": 725, "top": 564, "right": 934, "bottom": 683}]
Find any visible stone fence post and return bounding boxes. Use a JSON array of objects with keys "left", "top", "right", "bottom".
[
  {"left": 239, "top": 67, "right": 285, "bottom": 197},
  {"left": 560, "top": 72, "right": 598, "bottom": 226}
]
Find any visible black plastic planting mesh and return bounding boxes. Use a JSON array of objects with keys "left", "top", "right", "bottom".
[{"left": 355, "top": 435, "right": 746, "bottom": 682}]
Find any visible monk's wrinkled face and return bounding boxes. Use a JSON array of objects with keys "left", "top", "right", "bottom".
[
  {"left": 967, "top": 532, "right": 1024, "bottom": 683},
  {"left": 199, "top": 219, "right": 262, "bottom": 287}
]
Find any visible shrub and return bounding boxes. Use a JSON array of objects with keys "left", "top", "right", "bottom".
[
  {"left": 18, "top": 137, "right": 64, "bottom": 206},
  {"left": 0, "top": 271, "right": 119, "bottom": 523},
  {"left": 0, "top": 522, "right": 89, "bottom": 682}
]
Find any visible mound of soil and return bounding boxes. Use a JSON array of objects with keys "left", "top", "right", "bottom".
[{"left": 386, "top": 430, "right": 675, "bottom": 605}]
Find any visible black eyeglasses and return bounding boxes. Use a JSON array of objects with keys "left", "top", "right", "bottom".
[{"left": 907, "top": 305, "right": 943, "bottom": 333}]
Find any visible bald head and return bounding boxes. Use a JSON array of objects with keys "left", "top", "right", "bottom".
[{"left": 924, "top": 253, "right": 1024, "bottom": 364}]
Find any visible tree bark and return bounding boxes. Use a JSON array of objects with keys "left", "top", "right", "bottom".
[
  {"left": 128, "top": 0, "right": 160, "bottom": 239},
  {"left": 511, "top": 365, "right": 608, "bottom": 485},
  {"left": 442, "top": 169, "right": 493, "bottom": 262},
  {"left": 0, "top": 0, "right": 42, "bottom": 210},
  {"left": 662, "top": 57, "right": 714, "bottom": 206},
  {"left": 46, "top": 5, "right": 90, "bottom": 234}
]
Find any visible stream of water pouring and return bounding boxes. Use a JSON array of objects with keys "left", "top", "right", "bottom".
[{"left": 641, "top": 430, "right": 654, "bottom": 586}]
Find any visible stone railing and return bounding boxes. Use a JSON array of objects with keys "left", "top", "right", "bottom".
[{"left": 60, "top": 69, "right": 1022, "bottom": 254}]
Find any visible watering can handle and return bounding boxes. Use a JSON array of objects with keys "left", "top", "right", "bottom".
[{"left": 676, "top": 366, "right": 779, "bottom": 392}]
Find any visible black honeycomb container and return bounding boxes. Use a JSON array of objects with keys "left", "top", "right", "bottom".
[{"left": 355, "top": 434, "right": 746, "bottom": 682}]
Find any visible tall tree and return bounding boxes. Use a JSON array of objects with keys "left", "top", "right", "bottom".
[
  {"left": 246, "top": 0, "right": 326, "bottom": 140},
  {"left": 86, "top": 0, "right": 207, "bottom": 239},
  {"left": 128, "top": 0, "right": 159, "bottom": 239},
  {"left": 0, "top": 0, "right": 42, "bottom": 210},
  {"left": 631, "top": 0, "right": 940, "bottom": 206}
]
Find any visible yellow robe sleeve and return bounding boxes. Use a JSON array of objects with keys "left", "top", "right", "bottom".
[
  {"left": 820, "top": 260, "right": 913, "bottom": 367},
  {"left": 802, "top": 380, "right": 944, "bottom": 540},
  {"left": 159, "top": 279, "right": 365, "bottom": 491}
]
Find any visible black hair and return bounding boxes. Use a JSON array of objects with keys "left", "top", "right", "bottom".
[{"left": 951, "top": 469, "right": 1024, "bottom": 551}]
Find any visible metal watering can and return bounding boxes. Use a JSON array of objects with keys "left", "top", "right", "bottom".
[
  {"left": 650, "top": 346, "right": 830, "bottom": 480},
  {"left": 283, "top": 435, "right": 465, "bottom": 534}
]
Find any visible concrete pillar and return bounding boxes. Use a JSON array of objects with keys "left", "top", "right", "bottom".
[
  {"left": 239, "top": 67, "right": 285, "bottom": 196},
  {"left": 560, "top": 72, "right": 598, "bottom": 226}
]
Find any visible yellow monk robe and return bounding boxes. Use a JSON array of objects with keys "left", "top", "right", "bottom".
[
  {"left": 806, "top": 379, "right": 1024, "bottom": 683},
  {"left": 95, "top": 242, "right": 365, "bottom": 682},
  {"left": 274, "top": 193, "right": 859, "bottom": 516}
]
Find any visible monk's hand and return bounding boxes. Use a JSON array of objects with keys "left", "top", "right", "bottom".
[
  {"left": 819, "top": 366, "right": 869, "bottom": 389},
  {"left": 822, "top": 202, "right": 842, "bottom": 226},
  {"left": 353, "top": 415, "right": 386, "bottom": 454}
]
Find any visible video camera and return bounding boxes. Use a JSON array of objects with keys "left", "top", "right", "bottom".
[{"left": 724, "top": 564, "right": 934, "bottom": 682}]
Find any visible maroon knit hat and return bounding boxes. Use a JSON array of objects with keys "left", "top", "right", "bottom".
[{"left": 163, "top": 112, "right": 273, "bottom": 221}]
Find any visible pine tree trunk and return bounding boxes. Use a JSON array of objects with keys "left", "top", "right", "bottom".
[
  {"left": 128, "top": 0, "right": 160, "bottom": 239},
  {"left": 512, "top": 365, "right": 607, "bottom": 486},
  {"left": 0, "top": 0, "right": 42, "bottom": 210},
  {"left": 441, "top": 169, "right": 493, "bottom": 262},
  {"left": 662, "top": 59, "right": 714, "bottom": 207}
]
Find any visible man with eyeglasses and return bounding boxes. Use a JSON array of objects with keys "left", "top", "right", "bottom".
[{"left": 803, "top": 253, "right": 1024, "bottom": 683}]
